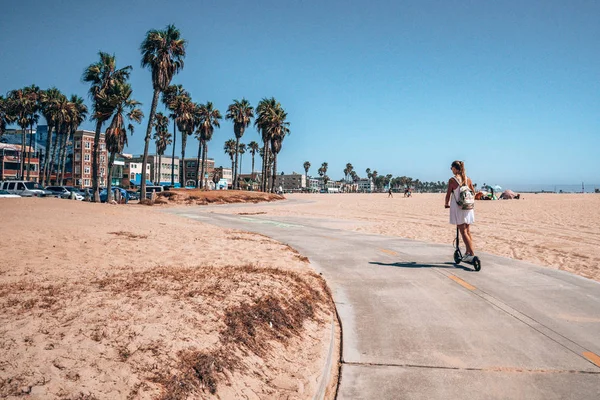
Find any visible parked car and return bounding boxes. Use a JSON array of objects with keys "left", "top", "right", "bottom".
[
  {"left": 0, "top": 181, "right": 52, "bottom": 197},
  {"left": 127, "top": 190, "right": 140, "bottom": 201},
  {"left": 45, "top": 186, "right": 72, "bottom": 198},
  {"left": 0, "top": 189, "right": 21, "bottom": 198},
  {"left": 100, "top": 187, "right": 129, "bottom": 203}
]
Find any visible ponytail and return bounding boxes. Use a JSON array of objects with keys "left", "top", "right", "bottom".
[{"left": 451, "top": 160, "right": 467, "bottom": 185}]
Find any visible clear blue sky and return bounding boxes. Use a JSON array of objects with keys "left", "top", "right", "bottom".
[{"left": 1, "top": 0, "right": 599, "bottom": 187}]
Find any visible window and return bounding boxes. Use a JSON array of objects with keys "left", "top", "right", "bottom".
[
  {"left": 75, "top": 140, "right": 81, "bottom": 149},
  {"left": 84, "top": 166, "right": 90, "bottom": 174},
  {"left": 85, "top": 141, "right": 91, "bottom": 149},
  {"left": 131, "top": 163, "right": 136, "bottom": 169},
  {"left": 84, "top": 154, "right": 90, "bottom": 162},
  {"left": 18, "top": 183, "right": 26, "bottom": 190},
  {"left": 100, "top": 168, "right": 105, "bottom": 175},
  {"left": 84, "top": 179, "right": 90, "bottom": 186},
  {"left": 75, "top": 166, "right": 80, "bottom": 174},
  {"left": 8, "top": 182, "right": 15, "bottom": 190},
  {"left": 100, "top": 144, "right": 105, "bottom": 151},
  {"left": 100, "top": 156, "right": 105, "bottom": 163},
  {"left": 75, "top": 153, "right": 81, "bottom": 161},
  {"left": 130, "top": 173, "right": 135, "bottom": 180}
]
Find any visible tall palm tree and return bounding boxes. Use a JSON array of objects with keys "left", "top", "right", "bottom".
[
  {"left": 248, "top": 141, "right": 259, "bottom": 178},
  {"left": 153, "top": 112, "right": 171, "bottom": 185},
  {"left": 7, "top": 88, "right": 33, "bottom": 179},
  {"left": 255, "top": 97, "right": 289, "bottom": 192},
  {"left": 176, "top": 99, "right": 197, "bottom": 187},
  {"left": 23, "top": 85, "right": 41, "bottom": 181},
  {"left": 59, "top": 95, "right": 88, "bottom": 185},
  {"left": 39, "top": 88, "right": 65, "bottom": 185},
  {"left": 319, "top": 162, "right": 328, "bottom": 191},
  {"left": 83, "top": 51, "right": 132, "bottom": 201},
  {"left": 303, "top": 161, "right": 310, "bottom": 189},
  {"left": 196, "top": 102, "right": 221, "bottom": 189},
  {"left": 224, "top": 139, "right": 237, "bottom": 182},
  {"left": 162, "top": 84, "right": 189, "bottom": 186},
  {"left": 140, "top": 24, "right": 186, "bottom": 199},
  {"left": 237, "top": 142, "right": 246, "bottom": 179},
  {"left": 48, "top": 95, "right": 72, "bottom": 185},
  {"left": 225, "top": 99, "right": 254, "bottom": 189},
  {"left": 104, "top": 82, "right": 143, "bottom": 202}
]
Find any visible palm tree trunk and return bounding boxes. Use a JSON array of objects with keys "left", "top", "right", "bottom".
[
  {"left": 92, "top": 119, "right": 103, "bottom": 202},
  {"left": 231, "top": 157, "right": 235, "bottom": 187},
  {"left": 171, "top": 119, "right": 176, "bottom": 186},
  {"left": 181, "top": 132, "right": 187, "bottom": 187},
  {"left": 251, "top": 153, "right": 255, "bottom": 177},
  {"left": 59, "top": 129, "right": 71, "bottom": 185},
  {"left": 271, "top": 153, "right": 278, "bottom": 193},
  {"left": 200, "top": 140, "right": 207, "bottom": 190},
  {"left": 20, "top": 128, "right": 26, "bottom": 179},
  {"left": 55, "top": 132, "right": 65, "bottom": 185},
  {"left": 158, "top": 154, "right": 162, "bottom": 186},
  {"left": 261, "top": 146, "right": 267, "bottom": 192},
  {"left": 48, "top": 126, "right": 60, "bottom": 185},
  {"left": 107, "top": 151, "right": 115, "bottom": 203},
  {"left": 239, "top": 153, "right": 243, "bottom": 180},
  {"left": 141, "top": 89, "right": 160, "bottom": 201},
  {"left": 195, "top": 139, "right": 202, "bottom": 188},
  {"left": 27, "top": 125, "right": 34, "bottom": 181},
  {"left": 234, "top": 137, "right": 240, "bottom": 190},
  {"left": 41, "top": 124, "right": 54, "bottom": 185}
]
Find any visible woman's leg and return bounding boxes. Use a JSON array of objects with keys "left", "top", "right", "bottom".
[
  {"left": 463, "top": 224, "right": 474, "bottom": 255},
  {"left": 458, "top": 224, "right": 474, "bottom": 255}
]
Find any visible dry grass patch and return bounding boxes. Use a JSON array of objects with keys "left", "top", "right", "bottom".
[
  {"left": 0, "top": 264, "right": 333, "bottom": 399},
  {"left": 108, "top": 231, "right": 148, "bottom": 240},
  {"left": 157, "top": 189, "right": 284, "bottom": 206}
]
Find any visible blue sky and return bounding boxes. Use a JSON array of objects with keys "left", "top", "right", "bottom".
[{"left": 1, "top": 0, "right": 598, "bottom": 187}]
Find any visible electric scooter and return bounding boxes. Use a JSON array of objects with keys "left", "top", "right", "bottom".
[{"left": 453, "top": 226, "right": 481, "bottom": 271}]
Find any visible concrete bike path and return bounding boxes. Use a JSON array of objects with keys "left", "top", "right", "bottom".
[{"left": 166, "top": 207, "right": 600, "bottom": 400}]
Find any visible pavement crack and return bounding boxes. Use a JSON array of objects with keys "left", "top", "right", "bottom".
[{"left": 342, "top": 361, "right": 600, "bottom": 374}]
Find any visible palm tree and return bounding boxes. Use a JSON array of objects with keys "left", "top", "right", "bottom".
[
  {"left": 48, "top": 95, "right": 72, "bottom": 185},
  {"left": 140, "top": 24, "right": 186, "bottom": 199},
  {"left": 224, "top": 139, "right": 237, "bottom": 181},
  {"left": 248, "top": 140, "right": 259, "bottom": 178},
  {"left": 59, "top": 95, "right": 88, "bottom": 185},
  {"left": 39, "top": 88, "right": 65, "bottom": 185},
  {"left": 226, "top": 99, "right": 254, "bottom": 189},
  {"left": 104, "top": 82, "right": 143, "bottom": 202},
  {"left": 23, "top": 85, "right": 41, "bottom": 181},
  {"left": 319, "top": 162, "right": 328, "bottom": 191},
  {"left": 177, "top": 99, "right": 197, "bottom": 187},
  {"left": 83, "top": 51, "right": 132, "bottom": 201},
  {"left": 303, "top": 161, "right": 310, "bottom": 189},
  {"left": 7, "top": 88, "right": 33, "bottom": 179},
  {"left": 162, "top": 84, "right": 189, "bottom": 186},
  {"left": 153, "top": 112, "right": 171, "bottom": 185},
  {"left": 255, "top": 97, "right": 289, "bottom": 192},
  {"left": 196, "top": 102, "right": 222, "bottom": 189},
  {"left": 238, "top": 142, "right": 246, "bottom": 179}
]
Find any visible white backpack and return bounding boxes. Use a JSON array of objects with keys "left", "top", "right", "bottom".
[{"left": 453, "top": 177, "right": 475, "bottom": 210}]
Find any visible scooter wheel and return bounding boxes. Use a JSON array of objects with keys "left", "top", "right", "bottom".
[
  {"left": 453, "top": 250, "right": 462, "bottom": 264},
  {"left": 473, "top": 257, "right": 481, "bottom": 271}
]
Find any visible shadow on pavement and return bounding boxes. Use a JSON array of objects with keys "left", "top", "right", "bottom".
[{"left": 369, "top": 261, "right": 474, "bottom": 272}]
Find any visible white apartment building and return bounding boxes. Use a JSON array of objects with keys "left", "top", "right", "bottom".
[
  {"left": 274, "top": 172, "right": 306, "bottom": 192},
  {"left": 357, "top": 178, "right": 374, "bottom": 192}
]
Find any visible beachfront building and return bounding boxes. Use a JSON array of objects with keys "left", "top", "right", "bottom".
[
  {"left": 357, "top": 178, "right": 374, "bottom": 193},
  {"left": 213, "top": 166, "right": 233, "bottom": 189},
  {"left": 307, "top": 177, "right": 320, "bottom": 192},
  {"left": 72, "top": 130, "right": 108, "bottom": 188},
  {"left": 238, "top": 173, "right": 262, "bottom": 190},
  {"left": 181, "top": 157, "right": 215, "bottom": 187},
  {"left": 0, "top": 143, "right": 40, "bottom": 182},
  {"left": 273, "top": 172, "right": 306, "bottom": 192},
  {"left": 123, "top": 158, "right": 151, "bottom": 188}
]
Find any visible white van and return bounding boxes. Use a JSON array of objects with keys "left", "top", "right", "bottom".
[{"left": 0, "top": 181, "right": 52, "bottom": 197}]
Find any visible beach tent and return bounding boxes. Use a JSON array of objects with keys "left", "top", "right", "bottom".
[{"left": 500, "top": 190, "right": 517, "bottom": 199}]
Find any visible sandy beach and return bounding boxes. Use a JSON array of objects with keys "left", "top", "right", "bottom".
[
  {"left": 0, "top": 198, "right": 337, "bottom": 399},
  {"left": 204, "top": 193, "right": 600, "bottom": 282}
]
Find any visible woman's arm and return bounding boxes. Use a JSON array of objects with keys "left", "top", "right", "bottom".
[{"left": 445, "top": 178, "right": 455, "bottom": 208}]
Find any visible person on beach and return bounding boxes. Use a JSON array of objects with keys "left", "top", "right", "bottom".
[
  {"left": 388, "top": 188, "right": 393, "bottom": 198},
  {"left": 445, "top": 160, "right": 475, "bottom": 261}
]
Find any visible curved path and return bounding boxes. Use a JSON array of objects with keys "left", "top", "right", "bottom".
[{"left": 166, "top": 204, "right": 600, "bottom": 400}]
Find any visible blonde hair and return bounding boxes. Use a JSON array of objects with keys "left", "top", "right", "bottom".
[{"left": 451, "top": 160, "right": 467, "bottom": 185}]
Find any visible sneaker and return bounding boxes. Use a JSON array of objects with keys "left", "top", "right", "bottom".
[{"left": 462, "top": 254, "right": 474, "bottom": 262}]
